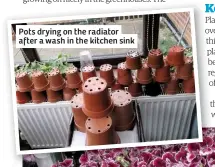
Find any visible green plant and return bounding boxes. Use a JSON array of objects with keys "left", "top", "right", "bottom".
[
  {"left": 14, "top": 53, "right": 73, "bottom": 75},
  {"left": 184, "top": 47, "right": 192, "bottom": 57}
]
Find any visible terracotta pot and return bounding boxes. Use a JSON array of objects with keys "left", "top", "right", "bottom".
[
  {"left": 117, "top": 62, "right": 133, "bottom": 86},
  {"left": 82, "top": 77, "right": 114, "bottom": 118},
  {"left": 81, "top": 65, "right": 96, "bottom": 81},
  {"left": 110, "top": 90, "right": 135, "bottom": 131},
  {"left": 31, "top": 89, "right": 47, "bottom": 104},
  {"left": 16, "top": 90, "right": 31, "bottom": 104},
  {"left": 63, "top": 86, "right": 76, "bottom": 101},
  {"left": 164, "top": 74, "right": 180, "bottom": 95},
  {"left": 46, "top": 88, "right": 63, "bottom": 103},
  {"left": 167, "top": 46, "right": 185, "bottom": 66},
  {"left": 66, "top": 67, "right": 82, "bottom": 89},
  {"left": 176, "top": 57, "right": 193, "bottom": 80},
  {"left": 137, "top": 61, "right": 152, "bottom": 84},
  {"left": 31, "top": 71, "right": 49, "bottom": 92},
  {"left": 183, "top": 77, "right": 195, "bottom": 93},
  {"left": 147, "top": 49, "right": 164, "bottom": 69},
  {"left": 85, "top": 116, "right": 118, "bottom": 145},
  {"left": 125, "top": 50, "right": 142, "bottom": 70},
  {"left": 71, "top": 93, "right": 87, "bottom": 133},
  {"left": 155, "top": 60, "right": 170, "bottom": 83},
  {"left": 16, "top": 72, "right": 34, "bottom": 92},
  {"left": 99, "top": 64, "right": 115, "bottom": 87},
  {"left": 111, "top": 81, "right": 124, "bottom": 91},
  {"left": 128, "top": 82, "right": 143, "bottom": 97},
  {"left": 48, "top": 68, "right": 66, "bottom": 91}
]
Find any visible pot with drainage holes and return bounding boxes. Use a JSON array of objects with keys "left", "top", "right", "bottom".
[
  {"left": 99, "top": 64, "right": 115, "bottom": 87},
  {"left": 117, "top": 62, "right": 133, "bottom": 86},
  {"left": 48, "top": 68, "right": 66, "bottom": 91},
  {"left": 66, "top": 67, "right": 82, "bottom": 89},
  {"left": 155, "top": 59, "right": 171, "bottom": 83},
  {"left": 85, "top": 116, "right": 120, "bottom": 146},
  {"left": 111, "top": 81, "right": 124, "bottom": 91},
  {"left": 16, "top": 72, "right": 34, "bottom": 92},
  {"left": 46, "top": 88, "right": 63, "bottom": 103},
  {"left": 147, "top": 49, "right": 164, "bottom": 69},
  {"left": 125, "top": 50, "right": 142, "bottom": 70},
  {"left": 137, "top": 60, "right": 152, "bottom": 84},
  {"left": 31, "top": 89, "right": 47, "bottom": 104},
  {"left": 110, "top": 90, "right": 135, "bottom": 131},
  {"left": 167, "top": 45, "right": 185, "bottom": 66},
  {"left": 31, "top": 71, "right": 49, "bottom": 92},
  {"left": 71, "top": 93, "right": 87, "bottom": 132},
  {"left": 63, "top": 86, "right": 76, "bottom": 101},
  {"left": 176, "top": 56, "right": 193, "bottom": 80},
  {"left": 164, "top": 73, "right": 180, "bottom": 95},
  {"left": 81, "top": 65, "right": 96, "bottom": 81},
  {"left": 82, "top": 77, "right": 114, "bottom": 118}
]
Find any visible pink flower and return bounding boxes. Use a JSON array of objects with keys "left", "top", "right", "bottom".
[
  {"left": 153, "top": 157, "right": 166, "bottom": 167},
  {"left": 200, "top": 136, "right": 213, "bottom": 148},
  {"left": 207, "top": 152, "right": 215, "bottom": 166},
  {"left": 137, "top": 161, "right": 147, "bottom": 167},
  {"left": 187, "top": 143, "right": 200, "bottom": 153},
  {"left": 139, "top": 152, "right": 153, "bottom": 164},
  {"left": 101, "top": 160, "right": 120, "bottom": 167},
  {"left": 80, "top": 161, "right": 98, "bottom": 167},
  {"left": 162, "top": 152, "right": 177, "bottom": 163},
  {"left": 79, "top": 153, "right": 88, "bottom": 164},
  {"left": 175, "top": 150, "right": 188, "bottom": 162}
]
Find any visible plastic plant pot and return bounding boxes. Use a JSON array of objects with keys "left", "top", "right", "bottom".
[
  {"left": 125, "top": 50, "right": 142, "bottom": 70},
  {"left": 81, "top": 65, "right": 96, "bottom": 81},
  {"left": 46, "top": 88, "right": 63, "bottom": 103},
  {"left": 31, "top": 89, "right": 47, "bottom": 104},
  {"left": 82, "top": 77, "right": 114, "bottom": 118},
  {"left": 117, "top": 62, "right": 133, "bottom": 86},
  {"left": 71, "top": 93, "right": 87, "bottom": 132},
  {"left": 31, "top": 71, "right": 49, "bottom": 92},
  {"left": 176, "top": 56, "right": 193, "bottom": 80},
  {"left": 167, "top": 45, "right": 185, "bottom": 66},
  {"left": 85, "top": 116, "right": 119, "bottom": 146},
  {"left": 111, "top": 81, "right": 124, "bottom": 91},
  {"left": 16, "top": 90, "right": 31, "bottom": 104},
  {"left": 164, "top": 74, "right": 180, "bottom": 95},
  {"left": 66, "top": 67, "right": 82, "bottom": 89},
  {"left": 110, "top": 90, "right": 135, "bottom": 131},
  {"left": 48, "top": 68, "right": 66, "bottom": 91},
  {"left": 128, "top": 82, "right": 143, "bottom": 97},
  {"left": 155, "top": 60, "right": 171, "bottom": 83},
  {"left": 137, "top": 60, "right": 152, "bottom": 84},
  {"left": 147, "top": 49, "right": 164, "bottom": 69},
  {"left": 63, "top": 86, "right": 76, "bottom": 101},
  {"left": 183, "top": 76, "right": 195, "bottom": 93},
  {"left": 16, "top": 72, "right": 34, "bottom": 92},
  {"left": 99, "top": 64, "right": 115, "bottom": 87}
]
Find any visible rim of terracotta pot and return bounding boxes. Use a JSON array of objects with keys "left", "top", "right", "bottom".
[
  {"left": 117, "top": 62, "right": 133, "bottom": 85},
  {"left": 16, "top": 72, "right": 34, "bottom": 92},
  {"left": 115, "top": 115, "right": 136, "bottom": 131},
  {"left": 16, "top": 91, "right": 31, "bottom": 104},
  {"left": 83, "top": 101, "right": 114, "bottom": 118},
  {"left": 74, "top": 121, "right": 86, "bottom": 133},
  {"left": 147, "top": 49, "right": 164, "bottom": 68}
]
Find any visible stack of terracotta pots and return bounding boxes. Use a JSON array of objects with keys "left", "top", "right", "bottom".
[
  {"left": 110, "top": 90, "right": 135, "bottom": 131},
  {"left": 16, "top": 66, "right": 81, "bottom": 104},
  {"left": 82, "top": 77, "right": 120, "bottom": 146}
]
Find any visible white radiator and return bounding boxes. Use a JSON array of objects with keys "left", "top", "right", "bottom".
[
  {"left": 17, "top": 101, "right": 73, "bottom": 149},
  {"left": 136, "top": 93, "right": 196, "bottom": 141}
]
